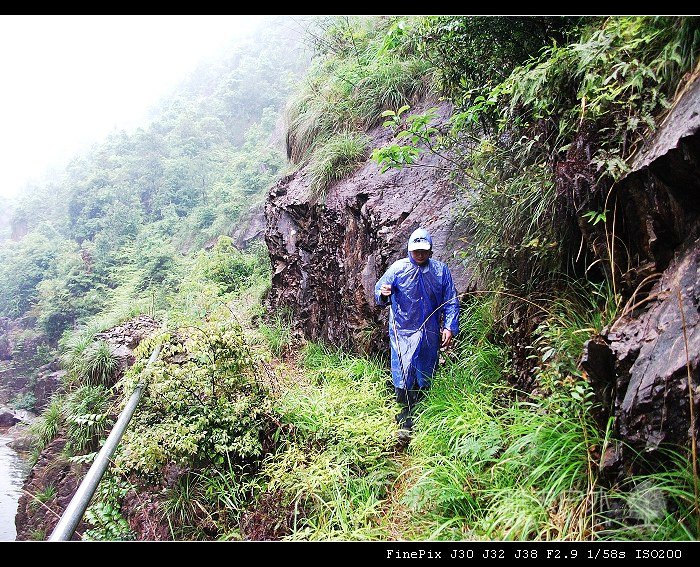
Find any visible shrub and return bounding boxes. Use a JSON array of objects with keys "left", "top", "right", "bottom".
[{"left": 115, "top": 320, "right": 274, "bottom": 478}]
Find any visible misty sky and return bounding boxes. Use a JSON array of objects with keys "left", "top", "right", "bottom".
[{"left": 0, "top": 15, "right": 269, "bottom": 200}]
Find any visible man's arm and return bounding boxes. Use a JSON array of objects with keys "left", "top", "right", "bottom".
[
  {"left": 374, "top": 265, "right": 396, "bottom": 307},
  {"left": 441, "top": 266, "right": 459, "bottom": 345}
]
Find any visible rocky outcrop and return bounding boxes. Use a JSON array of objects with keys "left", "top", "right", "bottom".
[
  {"left": 265, "top": 99, "right": 473, "bottom": 352},
  {"left": 613, "top": 73, "right": 700, "bottom": 290},
  {"left": 1, "top": 359, "right": 64, "bottom": 413},
  {"left": 0, "top": 314, "right": 61, "bottom": 412},
  {"left": 33, "top": 362, "right": 64, "bottom": 410},
  {"left": 230, "top": 201, "right": 267, "bottom": 250},
  {"left": 93, "top": 315, "right": 161, "bottom": 373},
  {"left": 14, "top": 436, "right": 89, "bottom": 541},
  {"left": 581, "top": 73, "right": 700, "bottom": 476},
  {"left": 585, "top": 238, "right": 700, "bottom": 475}
]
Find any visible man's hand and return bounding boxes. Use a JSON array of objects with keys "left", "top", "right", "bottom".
[
  {"left": 441, "top": 329, "right": 453, "bottom": 348},
  {"left": 380, "top": 284, "right": 392, "bottom": 297}
]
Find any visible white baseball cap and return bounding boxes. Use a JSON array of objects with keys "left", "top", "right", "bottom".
[{"left": 407, "top": 228, "right": 433, "bottom": 251}]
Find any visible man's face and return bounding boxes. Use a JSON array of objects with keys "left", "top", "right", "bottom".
[{"left": 410, "top": 249, "right": 431, "bottom": 265}]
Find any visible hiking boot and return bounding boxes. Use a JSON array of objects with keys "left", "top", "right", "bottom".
[
  {"left": 395, "top": 408, "right": 409, "bottom": 425},
  {"left": 397, "top": 427, "right": 412, "bottom": 447}
]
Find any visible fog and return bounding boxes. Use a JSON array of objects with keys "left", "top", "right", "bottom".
[{"left": 0, "top": 15, "right": 268, "bottom": 199}]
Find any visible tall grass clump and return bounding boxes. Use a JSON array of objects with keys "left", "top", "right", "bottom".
[
  {"left": 59, "top": 324, "right": 120, "bottom": 387},
  {"left": 63, "top": 384, "right": 113, "bottom": 456},
  {"left": 258, "top": 309, "right": 294, "bottom": 358},
  {"left": 59, "top": 326, "right": 99, "bottom": 384},
  {"left": 28, "top": 396, "right": 65, "bottom": 463},
  {"left": 309, "top": 132, "right": 370, "bottom": 197},
  {"left": 479, "top": 280, "right": 615, "bottom": 540},
  {"left": 83, "top": 341, "right": 119, "bottom": 386},
  {"left": 161, "top": 458, "right": 255, "bottom": 540},
  {"left": 482, "top": 391, "right": 602, "bottom": 540},
  {"left": 286, "top": 16, "right": 432, "bottom": 165}
]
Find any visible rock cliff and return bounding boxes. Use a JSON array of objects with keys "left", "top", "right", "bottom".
[
  {"left": 265, "top": 99, "right": 473, "bottom": 353},
  {"left": 582, "top": 73, "right": 700, "bottom": 476}
]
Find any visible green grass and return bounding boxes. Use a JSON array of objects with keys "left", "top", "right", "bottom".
[
  {"left": 259, "top": 342, "right": 399, "bottom": 540},
  {"left": 397, "top": 294, "right": 604, "bottom": 540},
  {"left": 59, "top": 327, "right": 99, "bottom": 383},
  {"left": 28, "top": 397, "right": 64, "bottom": 459},
  {"left": 29, "top": 483, "right": 58, "bottom": 514},
  {"left": 483, "top": 395, "right": 601, "bottom": 540},
  {"left": 35, "top": 484, "right": 57, "bottom": 503},
  {"left": 258, "top": 310, "right": 294, "bottom": 357},
  {"left": 29, "top": 529, "right": 46, "bottom": 541},
  {"left": 162, "top": 459, "right": 254, "bottom": 540},
  {"left": 162, "top": 472, "right": 209, "bottom": 539},
  {"left": 309, "top": 132, "right": 370, "bottom": 197},
  {"left": 86, "top": 283, "right": 697, "bottom": 542},
  {"left": 403, "top": 378, "right": 601, "bottom": 541},
  {"left": 84, "top": 341, "right": 119, "bottom": 386},
  {"left": 285, "top": 17, "right": 432, "bottom": 165}
]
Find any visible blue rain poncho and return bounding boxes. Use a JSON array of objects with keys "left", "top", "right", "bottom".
[{"left": 374, "top": 246, "right": 459, "bottom": 390}]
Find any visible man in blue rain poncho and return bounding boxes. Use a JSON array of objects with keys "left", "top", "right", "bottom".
[{"left": 374, "top": 228, "right": 459, "bottom": 443}]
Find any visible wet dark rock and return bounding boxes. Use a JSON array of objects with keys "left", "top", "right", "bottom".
[
  {"left": 615, "top": 74, "right": 700, "bottom": 289},
  {"left": 581, "top": 74, "right": 700, "bottom": 477},
  {"left": 0, "top": 407, "right": 36, "bottom": 431},
  {"left": 581, "top": 335, "right": 617, "bottom": 428},
  {"left": 602, "top": 239, "right": 700, "bottom": 472},
  {"left": 0, "top": 408, "right": 19, "bottom": 427}
]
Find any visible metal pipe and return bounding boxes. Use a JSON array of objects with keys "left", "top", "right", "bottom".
[{"left": 49, "top": 342, "right": 162, "bottom": 541}]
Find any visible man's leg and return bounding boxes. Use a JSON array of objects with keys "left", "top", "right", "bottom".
[
  {"left": 395, "top": 387, "right": 411, "bottom": 430},
  {"left": 395, "top": 386, "right": 425, "bottom": 432},
  {"left": 395, "top": 386, "right": 412, "bottom": 447}
]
